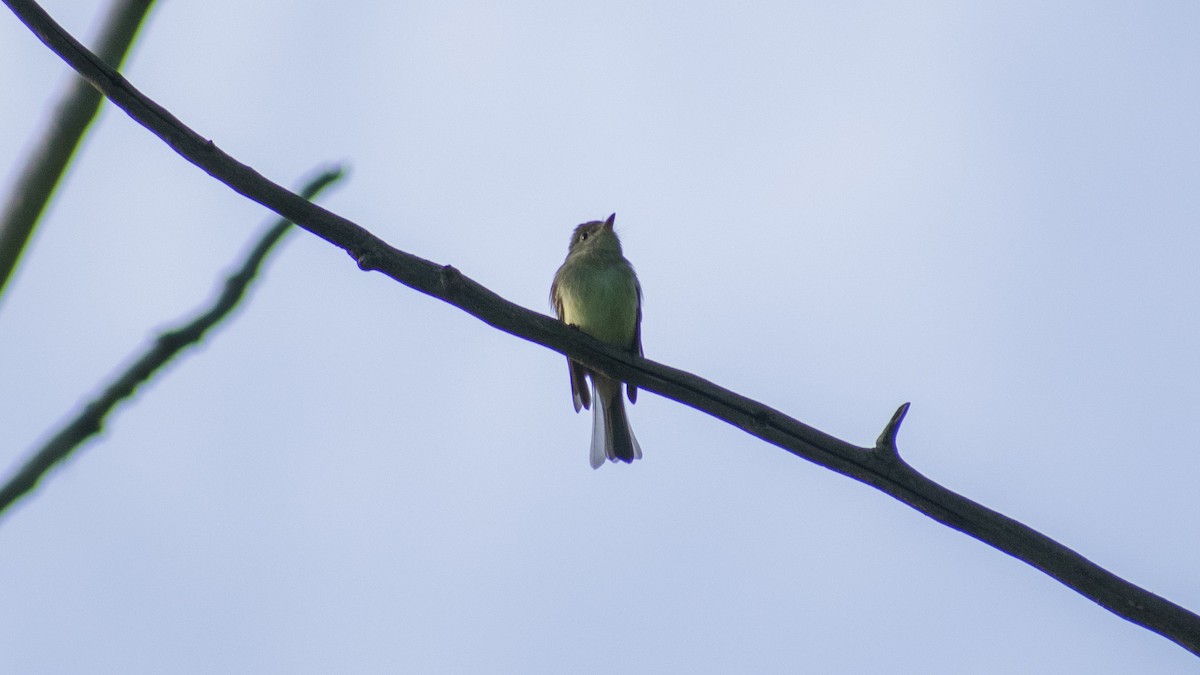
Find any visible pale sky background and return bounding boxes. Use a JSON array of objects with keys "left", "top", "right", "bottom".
[{"left": 2, "top": 2, "right": 1198, "bottom": 673}]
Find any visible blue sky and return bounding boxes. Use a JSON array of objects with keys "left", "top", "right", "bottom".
[{"left": 2, "top": 2, "right": 1198, "bottom": 673}]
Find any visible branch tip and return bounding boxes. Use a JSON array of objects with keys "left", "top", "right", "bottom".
[{"left": 875, "top": 402, "right": 911, "bottom": 455}]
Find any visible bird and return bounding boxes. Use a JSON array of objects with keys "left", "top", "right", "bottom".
[{"left": 550, "top": 213, "right": 644, "bottom": 468}]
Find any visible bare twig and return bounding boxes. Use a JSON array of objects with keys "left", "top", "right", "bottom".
[
  {"left": 4, "top": 0, "right": 1199, "bottom": 657},
  {"left": 0, "top": 166, "right": 345, "bottom": 519},
  {"left": 0, "top": 0, "right": 157, "bottom": 302}
]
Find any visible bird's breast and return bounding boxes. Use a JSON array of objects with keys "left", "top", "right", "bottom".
[{"left": 558, "top": 264, "right": 639, "bottom": 348}]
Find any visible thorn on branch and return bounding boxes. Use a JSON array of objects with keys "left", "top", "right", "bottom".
[{"left": 875, "top": 402, "right": 911, "bottom": 458}]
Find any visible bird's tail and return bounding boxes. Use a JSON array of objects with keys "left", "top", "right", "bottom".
[{"left": 590, "top": 375, "right": 642, "bottom": 469}]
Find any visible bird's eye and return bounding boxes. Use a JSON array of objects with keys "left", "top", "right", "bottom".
[{"left": 579, "top": 232, "right": 589, "bottom": 242}]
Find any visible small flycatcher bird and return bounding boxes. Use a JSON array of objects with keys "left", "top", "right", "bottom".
[{"left": 550, "top": 213, "right": 643, "bottom": 468}]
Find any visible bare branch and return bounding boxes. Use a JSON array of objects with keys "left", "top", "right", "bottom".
[
  {"left": 4, "top": 0, "right": 1199, "bottom": 657},
  {"left": 0, "top": 0, "right": 157, "bottom": 302},
  {"left": 0, "top": 165, "right": 345, "bottom": 519}
]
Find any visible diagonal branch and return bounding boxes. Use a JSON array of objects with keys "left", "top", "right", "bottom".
[
  {"left": 0, "top": 0, "right": 157, "bottom": 302},
  {"left": 0, "top": 166, "right": 345, "bottom": 519},
  {"left": 4, "top": 0, "right": 1199, "bottom": 657}
]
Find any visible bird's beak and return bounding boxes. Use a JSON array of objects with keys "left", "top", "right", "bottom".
[{"left": 604, "top": 213, "right": 616, "bottom": 231}]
